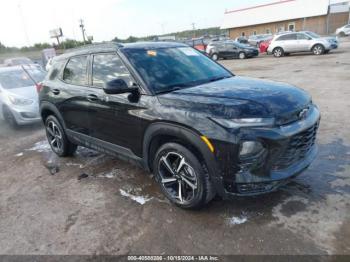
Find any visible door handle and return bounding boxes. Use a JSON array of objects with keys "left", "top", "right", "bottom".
[
  {"left": 52, "top": 89, "right": 60, "bottom": 95},
  {"left": 86, "top": 94, "right": 99, "bottom": 102}
]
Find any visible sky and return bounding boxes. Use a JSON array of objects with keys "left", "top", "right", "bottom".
[{"left": 0, "top": 0, "right": 265, "bottom": 47}]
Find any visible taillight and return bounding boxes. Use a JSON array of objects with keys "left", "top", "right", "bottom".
[{"left": 36, "top": 82, "right": 43, "bottom": 93}]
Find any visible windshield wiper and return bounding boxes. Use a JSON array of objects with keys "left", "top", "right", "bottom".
[
  {"left": 156, "top": 82, "right": 197, "bottom": 95},
  {"left": 208, "top": 75, "right": 232, "bottom": 83}
]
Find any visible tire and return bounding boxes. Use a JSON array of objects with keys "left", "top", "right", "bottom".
[
  {"left": 211, "top": 53, "right": 219, "bottom": 61},
  {"left": 312, "top": 44, "right": 325, "bottom": 55},
  {"left": 324, "top": 50, "right": 330, "bottom": 54},
  {"left": 238, "top": 52, "right": 246, "bottom": 59},
  {"left": 339, "top": 32, "right": 346, "bottom": 37},
  {"left": 273, "top": 47, "right": 284, "bottom": 58},
  {"left": 45, "top": 115, "right": 77, "bottom": 157},
  {"left": 153, "top": 143, "right": 215, "bottom": 209},
  {"left": 3, "top": 106, "right": 18, "bottom": 128}
]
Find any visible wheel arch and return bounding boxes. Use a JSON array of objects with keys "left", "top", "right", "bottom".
[
  {"left": 142, "top": 122, "right": 219, "bottom": 171},
  {"left": 40, "top": 101, "right": 67, "bottom": 129},
  {"left": 311, "top": 43, "right": 325, "bottom": 51},
  {"left": 142, "top": 121, "right": 224, "bottom": 196}
]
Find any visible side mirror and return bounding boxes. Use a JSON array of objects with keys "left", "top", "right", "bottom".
[{"left": 103, "top": 79, "right": 138, "bottom": 95}]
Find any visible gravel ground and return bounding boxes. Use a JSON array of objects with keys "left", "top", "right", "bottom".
[{"left": 0, "top": 41, "right": 349, "bottom": 256}]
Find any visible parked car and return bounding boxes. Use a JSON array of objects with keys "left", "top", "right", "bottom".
[
  {"left": 335, "top": 24, "right": 350, "bottom": 37},
  {"left": 183, "top": 38, "right": 207, "bottom": 52},
  {"left": 39, "top": 42, "right": 320, "bottom": 209},
  {"left": 268, "top": 31, "right": 338, "bottom": 57},
  {"left": 4, "top": 57, "right": 43, "bottom": 70},
  {"left": 206, "top": 41, "right": 259, "bottom": 60},
  {"left": 0, "top": 66, "right": 46, "bottom": 127},
  {"left": 248, "top": 34, "right": 272, "bottom": 47}
]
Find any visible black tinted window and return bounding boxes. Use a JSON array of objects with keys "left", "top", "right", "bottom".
[
  {"left": 276, "top": 34, "right": 297, "bottom": 41},
  {"left": 92, "top": 54, "right": 132, "bottom": 88},
  {"left": 63, "top": 56, "right": 87, "bottom": 85}
]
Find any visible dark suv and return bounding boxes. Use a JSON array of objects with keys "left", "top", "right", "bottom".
[{"left": 39, "top": 42, "right": 320, "bottom": 209}]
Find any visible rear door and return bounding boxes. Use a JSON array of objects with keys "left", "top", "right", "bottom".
[
  {"left": 58, "top": 55, "right": 91, "bottom": 135},
  {"left": 86, "top": 53, "right": 144, "bottom": 154},
  {"left": 282, "top": 33, "right": 298, "bottom": 52}
]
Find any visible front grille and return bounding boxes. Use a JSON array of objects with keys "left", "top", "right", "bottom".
[{"left": 273, "top": 122, "right": 319, "bottom": 170}]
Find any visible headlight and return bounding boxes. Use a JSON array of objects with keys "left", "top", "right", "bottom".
[
  {"left": 8, "top": 95, "right": 34, "bottom": 106},
  {"left": 240, "top": 141, "right": 264, "bottom": 158},
  {"left": 211, "top": 117, "right": 275, "bottom": 128}
]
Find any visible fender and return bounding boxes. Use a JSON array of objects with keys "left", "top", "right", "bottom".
[
  {"left": 40, "top": 101, "right": 67, "bottom": 129},
  {"left": 142, "top": 122, "right": 226, "bottom": 198}
]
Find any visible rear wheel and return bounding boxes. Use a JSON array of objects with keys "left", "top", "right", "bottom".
[
  {"left": 3, "top": 106, "right": 18, "bottom": 128},
  {"left": 238, "top": 52, "right": 246, "bottom": 59},
  {"left": 153, "top": 143, "right": 215, "bottom": 209},
  {"left": 45, "top": 115, "right": 77, "bottom": 157},
  {"left": 312, "top": 44, "right": 325, "bottom": 55},
  {"left": 211, "top": 53, "right": 219, "bottom": 61},
  {"left": 273, "top": 47, "right": 284, "bottom": 58}
]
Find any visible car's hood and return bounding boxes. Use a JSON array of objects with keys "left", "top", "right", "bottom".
[
  {"left": 157, "top": 76, "right": 311, "bottom": 120},
  {"left": 4, "top": 86, "right": 38, "bottom": 101}
]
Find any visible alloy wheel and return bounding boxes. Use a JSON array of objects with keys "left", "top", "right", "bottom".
[
  {"left": 239, "top": 52, "right": 246, "bottom": 59},
  {"left": 274, "top": 48, "right": 282, "bottom": 57},
  {"left": 313, "top": 45, "right": 323, "bottom": 55},
  {"left": 46, "top": 121, "right": 63, "bottom": 153},
  {"left": 158, "top": 152, "right": 198, "bottom": 204}
]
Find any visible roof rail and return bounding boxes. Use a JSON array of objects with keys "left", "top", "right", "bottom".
[{"left": 64, "top": 42, "right": 124, "bottom": 54}]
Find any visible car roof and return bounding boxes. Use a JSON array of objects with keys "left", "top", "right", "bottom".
[{"left": 56, "top": 41, "right": 187, "bottom": 61}]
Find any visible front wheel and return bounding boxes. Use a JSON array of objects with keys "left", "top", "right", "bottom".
[
  {"left": 153, "top": 143, "right": 215, "bottom": 209},
  {"left": 45, "top": 115, "right": 77, "bottom": 157},
  {"left": 238, "top": 52, "right": 246, "bottom": 59},
  {"left": 211, "top": 53, "right": 219, "bottom": 61},
  {"left": 312, "top": 44, "right": 325, "bottom": 55}
]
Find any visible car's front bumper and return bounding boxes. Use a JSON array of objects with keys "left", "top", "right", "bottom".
[
  {"left": 9, "top": 104, "right": 41, "bottom": 125},
  {"left": 210, "top": 106, "right": 321, "bottom": 198}
]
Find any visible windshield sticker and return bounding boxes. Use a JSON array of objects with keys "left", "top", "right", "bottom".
[
  {"left": 147, "top": 50, "right": 157, "bottom": 57},
  {"left": 179, "top": 47, "right": 200, "bottom": 56}
]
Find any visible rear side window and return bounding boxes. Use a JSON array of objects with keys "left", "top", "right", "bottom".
[
  {"left": 63, "top": 56, "right": 88, "bottom": 85},
  {"left": 92, "top": 54, "right": 133, "bottom": 88},
  {"left": 276, "top": 34, "right": 297, "bottom": 41}
]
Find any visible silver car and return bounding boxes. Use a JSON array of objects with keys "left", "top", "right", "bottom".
[
  {"left": 0, "top": 66, "right": 46, "bottom": 127},
  {"left": 267, "top": 31, "right": 338, "bottom": 57}
]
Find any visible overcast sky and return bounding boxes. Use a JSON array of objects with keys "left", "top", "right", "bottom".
[{"left": 0, "top": 0, "right": 268, "bottom": 47}]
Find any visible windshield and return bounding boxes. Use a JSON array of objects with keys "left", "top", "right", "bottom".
[
  {"left": 122, "top": 47, "right": 232, "bottom": 94},
  {"left": 0, "top": 69, "right": 45, "bottom": 89},
  {"left": 305, "top": 32, "right": 321, "bottom": 38}
]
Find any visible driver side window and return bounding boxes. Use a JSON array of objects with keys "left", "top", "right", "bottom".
[{"left": 92, "top": 53, "right": 133, "bottom": 88}]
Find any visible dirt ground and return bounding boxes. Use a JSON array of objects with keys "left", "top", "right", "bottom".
[{"left": 0, "top": 41, "right": 350, "bottom": 256}]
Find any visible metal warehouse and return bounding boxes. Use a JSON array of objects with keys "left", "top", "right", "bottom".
[{"left": 221, "top": 0, "right": 350, "bottom": 38}]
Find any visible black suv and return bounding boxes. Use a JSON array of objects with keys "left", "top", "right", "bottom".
[{"left": 39, "top": 42, "right": 320, "bottom": 209}]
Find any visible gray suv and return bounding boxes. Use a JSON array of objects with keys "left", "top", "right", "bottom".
[{"left": 268, "top": 31, "right": 338, "bottom": 57}]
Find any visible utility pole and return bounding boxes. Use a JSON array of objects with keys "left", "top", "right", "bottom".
[
  {"left": 191, "top": 23, "right": 196, "bottom": 38},
  {"left": 79, "top": 19, "right": 86, "bottom": 44}
]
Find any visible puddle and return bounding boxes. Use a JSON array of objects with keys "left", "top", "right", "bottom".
[
  {"left": 227, "top": 215, "right": 248, "bottom": 226},
  {"left": 119, "top": 189, "right": 152, "bottom": 205},
  {"left": 26, "top": 140, "right": 51, "bottom": 153}
]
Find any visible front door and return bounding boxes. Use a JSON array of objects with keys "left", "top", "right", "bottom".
[{"left": 86, "top": 53, "right": 144, "bottom": 156}]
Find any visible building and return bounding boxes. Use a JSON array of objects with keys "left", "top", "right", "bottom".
[{"left": 221, "top": 0, "right": 350, "bottom": 38}]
